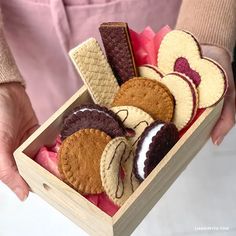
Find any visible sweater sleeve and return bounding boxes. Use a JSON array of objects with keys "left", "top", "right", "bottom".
[
  {"left": 0, "top": 9, "right": 25, "bottom": 85},
  {"left": 175, "top": 0, "right": 236, "bottom": 59}
]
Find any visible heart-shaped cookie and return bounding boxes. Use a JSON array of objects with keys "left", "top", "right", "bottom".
[{"left": 158, "top": 30, "right": 227, "bottom": 108}]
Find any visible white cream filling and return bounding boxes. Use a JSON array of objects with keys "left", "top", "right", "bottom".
[
  {"left": 137, "top": 124, "right": 164, "bottom": 179},
  {"left": 73, "top": 108, "right": 113, "bottom": 119}
]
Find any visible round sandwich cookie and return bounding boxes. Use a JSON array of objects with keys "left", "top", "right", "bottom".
[
  {"left": 158, "top": 30, "right": 227, "bottom": 108},
  {"left": 100, "top": 137, "right": 140, "bottom": 206},
  {"left": 110, "top": 106, "right": 154, "bottom": 148},
  {"left": 61, "top": 104, "right": 126, "bottom": 140},
  {"left": 58, "top": 129, "right": 112, "bottom": 194},
  {"left": 138, "top": 64, "right": 163, "bottom": 81},
  {"left": 112, "top": 77, "right": 174, "bottom": 122},
  {"left": 160, "top": 73, "right": 199, "bottom": 130},
  {"left": 134, "top": 120, "right": 179, "bottom": 181}
]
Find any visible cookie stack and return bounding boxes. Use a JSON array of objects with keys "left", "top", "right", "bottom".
[{"left": 58, "top": 22, "right": 226, "bottom": 207}]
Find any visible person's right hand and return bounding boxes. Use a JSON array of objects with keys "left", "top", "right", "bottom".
[{"left": 0, "top": 83, "right": 39, "bottom": 201}]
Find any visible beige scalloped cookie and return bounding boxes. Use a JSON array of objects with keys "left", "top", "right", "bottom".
[
  {"left": 100, "top": 137, "right": 140, "bottom": 206},
  {"left": 158, "top": 30, "right": 227, "bottom": 108},
  {"left": 138, "top": 64, "right": 163, "bottom": 81},
  {"left": 160, "top": 73, "right": 198, "bottom": 130},
  {"left": 110, "top": 106, "right": 154, "bottom": 148}
]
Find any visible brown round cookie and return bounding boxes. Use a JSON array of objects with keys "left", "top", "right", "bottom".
[
  {"left": 134, "top": 120, "right": 179, "bottom": 181},
  {"left": 61, "top": 104, "right": 125, "bottom": 140},
  {"left": 58, "top": 129, "right": 112, "bottom": 194},
  {"left": 112, "top": 77, "right": 174, "bottom": 122}
]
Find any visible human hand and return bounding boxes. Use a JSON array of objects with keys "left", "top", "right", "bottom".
[
  {"left": 0, "top": 83, "right": 39, "bottom": 200},
  {"left": 201, "top": 45, "right": 236, "bottom": 145}
]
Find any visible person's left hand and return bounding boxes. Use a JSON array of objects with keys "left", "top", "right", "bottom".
[{"left": 201, "top": 45, "right": 236, "bottom": 145}]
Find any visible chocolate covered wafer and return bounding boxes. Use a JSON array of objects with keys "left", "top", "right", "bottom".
[{"left": 99, "top": 22, "right": 138, "bottom": 85}]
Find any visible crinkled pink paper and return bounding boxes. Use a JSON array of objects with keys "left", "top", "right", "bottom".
[{"left": 129, "top": 25, "right": 171, "bottom": 66}]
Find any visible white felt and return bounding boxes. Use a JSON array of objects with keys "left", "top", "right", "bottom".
[{"left": 137, "top": 124, "right": 164, "bottom": 179}]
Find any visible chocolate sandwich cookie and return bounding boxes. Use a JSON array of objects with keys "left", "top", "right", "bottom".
[
  {"left": 61, "top": 104, "right": 126, "bottom": 140},
  {"left": 99, "top": 22, "right": 138, "bottom": 85},
  {"left": 134, "top": 120, "right": 179, "bottom": 181}
]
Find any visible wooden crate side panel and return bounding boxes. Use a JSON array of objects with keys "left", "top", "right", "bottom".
[
  {"left": 113, "top": 102, "right": 222, "bottom": 236},
  {"left": 15, "top": 152, "right": 113, "bottom": 236},
  {"left": 17, "top": 86, "right": 92, "bottom": 157}
]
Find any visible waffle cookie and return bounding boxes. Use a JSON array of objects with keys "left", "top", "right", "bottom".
[
  {"left": 100, "top": 137, "right": 140, "bottom": 206},
  {"left": 112, "top": 77, "right": 174, "bottom": 122},
  {"left": 160, "top": 73, "right": 198, "bottom": 130},
  {"left": 134, "top": 121, "right": 179, "bottom": 181},
  {"left": 58, "top": 129, "right": 111, "bottom": 194},
  {"left": 158, "top": 30, "right": 227, "bottom": 108},
  {"left": 99, "top": 22, "right": 138, "bottom": 85},
  {"left": 61, "top": 104, "right": 126, "bottom": 140},
  {"left": 69, "top": 38, "right": 119, "bottom": 107},
  {"left": 110, "top": 106, "right": 154, "bottom": 148}
]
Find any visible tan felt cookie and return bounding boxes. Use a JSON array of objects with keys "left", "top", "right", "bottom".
[
  {"left": 100, "top": 137, "right": 140, "bottom": 206},
  {"left": 112, "top": 77, "right": 174, "bottom": 122},
  {"left": 138, "top": 64, "right": 163, "bottom": 81},
  {"left": 158, "top": 30, "right": 227, "bottom": 108},
  {"left": 69, "top": 38, "right": 120, "bottom": 108},
  {"left": 160, "top": 73, "right": 198, "bottom": 130},
  {"left": 58, "top": 129, "right": 111, "bottom": 194},
  {"left": 110, "top": 106, "right": 154, "bottom": 148}
]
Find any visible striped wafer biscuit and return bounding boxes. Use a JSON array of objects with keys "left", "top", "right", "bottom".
[
  {"left": 99, "top": 22, "right": 138, "bottom": 85},
  {"left": 69, "top": 38, "right": 120, "bottom": 107}
]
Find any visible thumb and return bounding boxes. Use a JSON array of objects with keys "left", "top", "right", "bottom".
[{"left": 0, "top": 151, "right": 29, "bottom": 201}]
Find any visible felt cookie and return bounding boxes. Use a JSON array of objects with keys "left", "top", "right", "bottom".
[
  {"left": 100, "top": 137, "right": 140, "bottom": 206},
  {"left": 110, "top": 106, "right": 154, "bottom": 148},
  {"left": 138, "top": 64, "right": 163, "bottom": 81},
  {"left": 61, "top": 104, "right": 126, "bottom": 140},
  {"left": 58, "top": 129, "right": 111, "bottom": 194},
  {"left": 134, "top": 120, "right": 179, "bottom": 181},
  {"left": 69, "top": 38, "right": 120, "bottom": 107},
  {"left": 112, "top": 77, "right": 174, "bottom": 122},
  {"left": 158, "top": 30, "right": 227, "bottom": 108},
  {"left": 160, "top": 73, "right": 198, "bottom": 130},
  {"left": 99, "top": 22, "right": 138, "bottom": 85}
]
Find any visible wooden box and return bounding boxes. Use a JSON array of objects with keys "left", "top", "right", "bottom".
[{"left": 14, "top": 85, "right": 223, "bottom": 236}]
